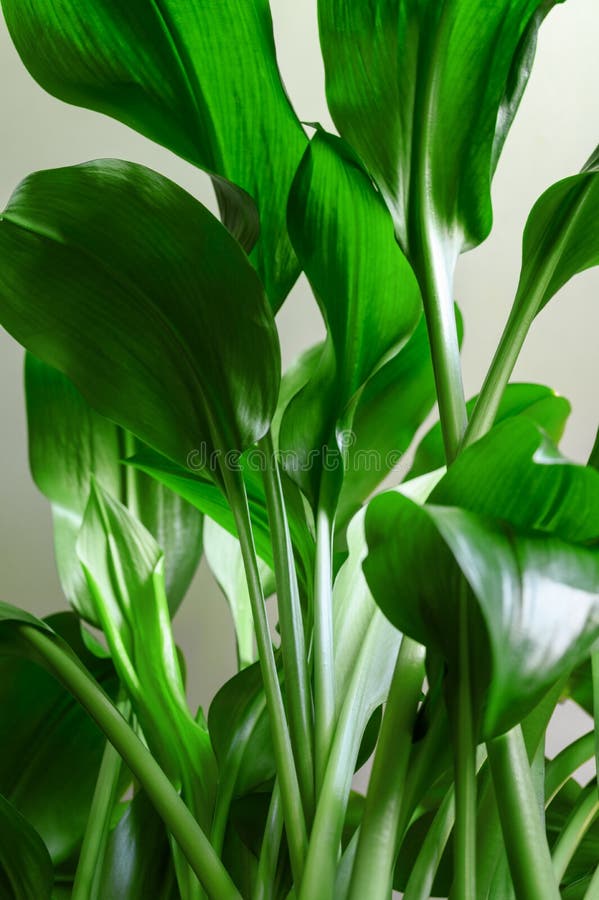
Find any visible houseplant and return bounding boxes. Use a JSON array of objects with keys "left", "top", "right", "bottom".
[{"left": 0, "top": 0, "right": 598, "bottom": 897}]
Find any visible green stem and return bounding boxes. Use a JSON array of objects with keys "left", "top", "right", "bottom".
[
  {"left": 221, "top": 465, "right": 307, "bottom": 884},
  {"left": 348, "top": 637, "right": 426, "bottom": 900},
  {"left": 72, "top": 694, "right": 129, "bottom": 900},
  {"left": 487, "top": 726, "right": 560, "bottom": 900},
  {"left": 404, "top": 785, "right": 455, "bottom": 900},
  {"left": 313, "top": 492, "right": 335, "bottom": 794},
  {"left": 260, "top": 432, "right": 314, "bottom": 818},
  {"left": 583, "top": 860, "right": 599, "bottom": 900},
  {"left": 552, "top": 783, "right": 599, "bottom": 883},
  {"left": 450, "top": 586, "right": 477, "bottom": 900},
  {"left": 19, "top": 625, "right": 240, "bottom": 900},
  {"left": 253, "top": 784, "right": 284, "bottom": 900},
  {"left": 592, "top": 652, "right": 599, "bottom": 800}
]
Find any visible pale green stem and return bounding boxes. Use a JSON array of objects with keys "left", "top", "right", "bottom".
[
  {"left": 72, "top": 694, "right": 129, "bottom": 900},
  {"left": 450, "top": 585, "right": 477, "bottom": 900},
  {"left": 487, "top": 727, "right": 560, "bottom": 900},
  {"left": 583, "top": 861, "right": 599, "bottom": 900},
  {"left": 552, "top": 783, "right": 599, "bottom": 883},
  {"left": 314, "top": 498, "right": 335, "bottom": 794},
  {"left": 593, "top": 652, "right": 599, "bottom": 801},
  {"left": 404, "top": 786, "right": 455, "bottom": 900},
  {"left": 260, "top": 431, "right": 314, "bottom": 818},
  {"left": 220, "top": 465, "right": 307, "bottom": 884},
  {"left": 348, "top": 637, "right": 426, "bottom": 900},
  {"left": 19, "top": 625, "right": 240, "bottom": 900}
]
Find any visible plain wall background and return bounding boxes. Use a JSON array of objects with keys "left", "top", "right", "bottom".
[{"left": 1, "top": 0, "right": 598, "bottom": 755}]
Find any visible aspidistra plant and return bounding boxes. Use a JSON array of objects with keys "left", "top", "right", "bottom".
[{"left": 0, "top": 1, "right": 598, "bottom": 899}]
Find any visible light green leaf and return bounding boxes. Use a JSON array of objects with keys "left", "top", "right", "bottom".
[
  {"left": 77, "top": 482, "right": 216, "bottom": 830},
  {"left": 2, "top": 0, "right": 308, "bottom": 308},
  {"left": 0, "top": 160, "right": 280, "bottom": 480},
  {"left": 0, "top": 792, "right": 53, "bottom": 900},
  {"left": 204, "top": 517, "right": 275, "bottom": 670},
  {"left": 364, "top": 492, "right": 599, "bottom": 739},
  {"left": 26, "top": 355, "right": 203, "bottom": 623},
  {"left": 281, "top": 131, "right": 421, "bottom": 506},
  {"left": 318, "top": 0, "right": 561, "bottom": 254},
  {"left": 411, "top": 383, "right": 571, "bottom": 479}
]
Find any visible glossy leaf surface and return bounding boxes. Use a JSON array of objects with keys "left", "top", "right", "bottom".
[
  {"left": 98, "top": 791, "right": 178, "bottom": 900},
  {"left": 282, "top": 131, "right": 420, "bottom": 504},
  {"left": 2, "top": 0, "right": 308, "bottom": 308},
  {"left": 514, "top": 147, "right": 599, "bottom": 320},
  {"left": 0, "top": 792, "right": 53, "bottom": 900},
  {"left": 26, "top": 355, "right": 203, "bottom": 623},
  {"left": 77, "top": 482, "right": 216, "bottom": 826},
  {"left": 0, "top": 612, "right": 119, "bottom": 863},
  {"left": 411, "top": 383, "right": 571, "bottom": 478},
  {"left": 365, "top": 490, "right": 599, "bottom": 738},
  {"left": 318, "top": 0, "right": 561, "bottom": 253},
  {"left": 0, "top": 161, "right": 280, "bottom": 477}
]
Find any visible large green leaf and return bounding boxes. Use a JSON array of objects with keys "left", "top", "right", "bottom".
[
  {"left": 364, "top": 492, "right": 599, "bottom": 739},
  {"left": 411, "top": 383, "right": 571, "bottom": 479},
  {"left": 0, "top": 793, "right": 53, "bottom": 900},
  {"left": 1, "top": 0, "right": 308, "bottom": 308},
  {"left": 98, "top": 791, "right": 178, "bottom": 900},
  {"left": 0, "top": 612, "right": 120, "bottom": 864},
  {"left": 77, "top": 482, "right": 216, "bottom": 829},
  {"left": 26, "top": 355, "right": 203, "bottom": 623},
  {"left": 318, "top": 0, "right": 560, "bottom": 254},
  {"left": 281, "top": 131, "right": 421, "bottom": 506},
  {"left": 431, "top": 418, "right": 599, "bottom": 544},
  {"left": 0, "top": 160, "right": 280, "bottom": 481}
]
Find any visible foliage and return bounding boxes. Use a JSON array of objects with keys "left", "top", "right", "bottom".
[{"left": 0, "top": 1, "right": 598, "bottom": 898}]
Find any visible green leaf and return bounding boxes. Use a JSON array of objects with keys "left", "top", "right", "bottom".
[
  {"left": 0, "top": 611, "right": 120, "bottom": 863},
  {"left": 431, "top": 418, "right": 599, "bottom": 544},
  {"left": 514, "top": 148, "right": 599, "bottom": 320},
  {"left": 0, "top": 793, "right": 53, "bottom": 900},
  {"left": 98, "top": 791, "right": 178, "bottom": 900},
  {"left": 0, "top": 160, "right": 280, "bottom": 480},
  {"left": 281, "top": 131, "right": 421, "bottom": 505},
  {"left": 2, "top": 0, "right": 308, "bottom": 309},
  {"left": 411, "top": 383, "right": 571, "bottom": 479},
  {"left": 364, "top": 492, "right": 599, "bottom": 739},
  {"left": 26, "top": 355, "right": 203, "bottom": 623},
  {"left": 77, "top": 482, "right": 216, "bottom": 828},
  {"left": 318, "top": 0, "right": 561, "bottom": 254}
]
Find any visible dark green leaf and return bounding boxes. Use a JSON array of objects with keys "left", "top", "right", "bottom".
[
  {"left": 364, "top": 492, "right": 599, "bottom": 738},
  {"left": 281, "top": 131, "right": 421, "bottom": 505},
  {"left": 26, "top": 355, "right": 203, "bottom": 623},
  {"left": 2, "top": 0, "right": 308, "bottom": 308},
  {"left": 0, "top": 161, "right": 280, "bottom": 480},
  {"left": 0, "top": 792, "right": 53, "bottom": 900},
  {"left": 0, "top": 611, "right": 120, "bottom": 863},
  {"left": 77, "top": 482, "right": 216, "bottom": 828},
  {"left": 410, "top": 383, "right": 571, "bottom": 479},
  {"left": 98, "top": 791, "right": 178, "bottom": 900},
  {"left": 318, "top": 0, "right": 561, "bottom": 254}
]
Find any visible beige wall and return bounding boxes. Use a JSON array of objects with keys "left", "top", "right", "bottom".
[{"left": 1, "top": 1, "right": 598, "bottom": 749}]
